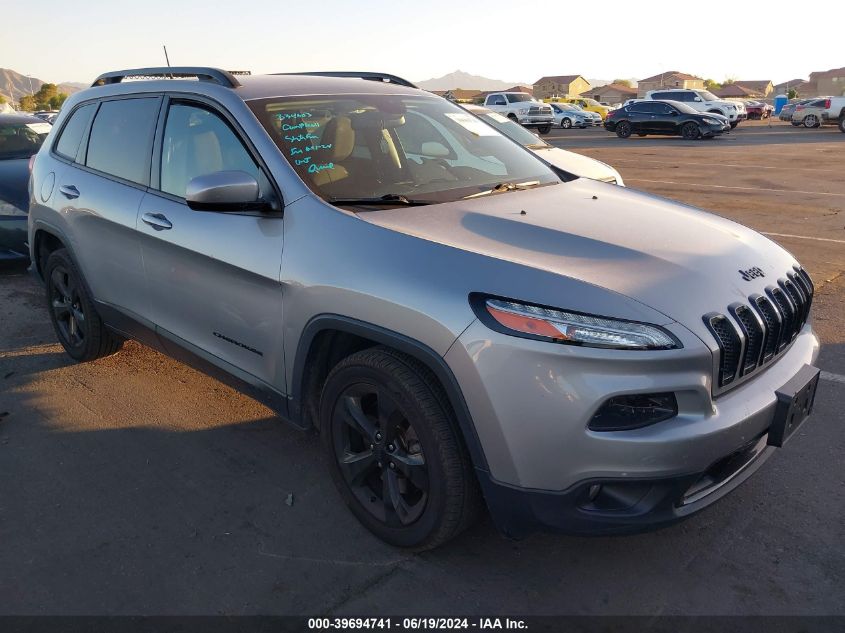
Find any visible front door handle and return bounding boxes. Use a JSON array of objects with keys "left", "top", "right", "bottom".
[
  {"left": 59, "top": 185, "right": 80, "bottom": 199},
  {"left": 141, "top": 212, "right": 172, "bottom": 231}
]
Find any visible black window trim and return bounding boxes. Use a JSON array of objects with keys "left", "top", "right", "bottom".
[
  {"left": 50, "top": 101, "right": 97, "bottom": 162},
  {"left": 147, "top": 93, "right": 284, "bottom": 214}
]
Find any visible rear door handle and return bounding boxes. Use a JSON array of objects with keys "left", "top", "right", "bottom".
[
  {"left": 141, "top": 212, "right": 172, "bottom": 231},
  {"left": 59, "top": 185, "right": 80, "bottom": 199}
]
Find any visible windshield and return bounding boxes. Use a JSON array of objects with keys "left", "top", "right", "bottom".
[
  {"left": 249, "top": 94, "right": 559, "bottom": 203},
  {"left": 475, "top": 110, "right": 549, "bottom": 148},
  {"left": 0, "top": 120, "right": 50, "bottom": 160},
  {"left": 581, "top": 98, "right": 601, "bottom": 107},
  {"left": 671, "top": 101, "right": 700, "bottom": 114},
  {"left": 553, "top": 103, "right": 579, "bottom": 112},
  {"left": 505, "top": 93, "right": 533, "bottom": 103},
  {"left": 698, "top": 91, "right": 719, "bottom": 102}
]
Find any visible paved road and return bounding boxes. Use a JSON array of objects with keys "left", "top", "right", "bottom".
[{"left": 1, "top": 119, "right": 843, "bottom": 616}]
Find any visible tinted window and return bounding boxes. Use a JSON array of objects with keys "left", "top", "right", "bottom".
[
  {"left": 55, "top": 104, "right": 95, "bottom": 160},
  {"left": 651, "top": 92, "right": 671, "bottom": 100},
  {"left": 506, "top": 94, "right": 532, "bottom": 103},
  {"left": 654, "top": 103, "right": 674, "bottom": 115},
  {"left": 160, "top": 103, "right": 259, "bottom": 199},
  {"left": 487, "top": 94, "right": 506, "bottom": 106},
  {"left": 86, "top": 98, "right": 159, "bottom": 184},
  {"left": 808, "top": 99, "right": 826, "bottom": 107},
  {"left": 0, "top": 119, "right": 51, "bottom": 160},
  {"left": 630, "top": 102, "right": 661, "bottom": 113},
  {"left": 668, "top": 91, "right": 689, "bottom": 101}
]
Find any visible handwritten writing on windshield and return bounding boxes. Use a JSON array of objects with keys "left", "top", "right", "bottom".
[{"left": 276, "top": 111, "right": 335, "bottom": 174}]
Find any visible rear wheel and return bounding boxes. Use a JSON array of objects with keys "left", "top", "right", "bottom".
[
  {"left": 561, "top": 117, "right": 572, "bottom": 129},
  {"left": 321, "top": 347, "right": 480, "bottom": 550},
  {"left": 507, "top": 113, "right": 517, "bottom": 122},
  {"left": 537, "top": 124, "right": 551, "bottom": 135},
  {"left": 839, "top": 117, "right": 845, "bottom": 133},
  {"left": 45, "top": 249, "right": 123, "bottom": 362},
  {"left": 729, "top": 121, "right": 739, "bottom": 129},
  {"left": 681, "top": 122, "right": 701, "bottom": 140},
  {"left": 615, "top": 121, "right": 632, "bottom": 138},
  {"left": 803, "top": 114, "right": 819, "bottom": 128}
]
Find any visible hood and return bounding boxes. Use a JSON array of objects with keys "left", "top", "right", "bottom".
[
  {"left": 356, "top": 180, "right": 798, "bottom": 342},
  {"left": 534, "top": 147, "right": 622, "bottom": 184},
  {"left": 0, "top": 159, "right": 31, "bottom": 212}
]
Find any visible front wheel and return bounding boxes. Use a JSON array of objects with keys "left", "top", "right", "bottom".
[
  {"left": 537, "top": 124, "right": 551, "bottom": 135},
  {"left": 561, "top": 117, "right": 572, "bottom": 129},
  {"left": 44, "top": 249, "right": 123, "bottom": 362},
  {"left": 729, "top": 121, "right": 739, "bottom": 129},
  {"left": 681, "top": 122, "right": 701, "bottom": 140},
  {"left": 804, "top": 114, "right": 819, "bottom": 128},
  {"left": 615, "top": 121, "right": 632, "bottom": 138},
  {"left": 321, "top": 347, "right": 480, "bottom": 550}
]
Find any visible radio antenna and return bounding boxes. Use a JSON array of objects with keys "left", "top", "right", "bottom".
[{"left": 163, "top": 45, "right": 173, "bottom": 78}]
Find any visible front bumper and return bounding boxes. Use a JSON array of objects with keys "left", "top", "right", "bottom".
[
  {"left": 700, "top": 121, "right": 730, "bottom": 136},
  {"left": 446, "top": 319, "right": 819, "bottom": 536},
  {"left": 518, "top": 116, "right": 555, "bottom": 127}
]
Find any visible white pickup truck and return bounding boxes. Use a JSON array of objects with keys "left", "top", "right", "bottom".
[
  {"left": 645, "top": 88, "right": 747, "bottom": 128},
  {"left": 483, "top": 92, "right": 555, "bottom": 134}
]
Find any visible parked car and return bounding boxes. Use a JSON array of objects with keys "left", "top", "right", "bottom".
[
  {"left": 0, "top": 113, "right": 52, "bottom": 263},
  {"left": 554, "top": 97, "right": 611, "bottom": 120},
  {"left": 483, "top": 92, "right": 554, "bottom": 134},
  {"left": 743, "top": 101, "right": 773, "bottom": 120},
  {"left": 605, "top": 100, "right": 730, "bottom": 139},
  {"left": 31, "top": 67, "right": 820, "bottom": 549},
  {"left": 550, "top": 102, "right": 600, "bottom": 128},
  {"left": 463, "top": 104, "right": 624, "bottom": 184},
  {"left": 779, "top": 99, "right": 813, "bottom": 122},
  {"left": 792, "top": 96, "right": 845, "bottom": 130},
  {"left": 33, "top": 110, "right": 60, "bottom": 123},
  {"left": 644, "top": 89, "right": 745, "bottom": 128}
]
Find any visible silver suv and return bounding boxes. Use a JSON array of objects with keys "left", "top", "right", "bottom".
[{"left": 29, "top": 67, "right": 821, "bottom": 550}]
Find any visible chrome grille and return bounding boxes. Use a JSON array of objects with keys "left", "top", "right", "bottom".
[
  {"left": 528, "top": 106, "right": 552, "bottom": 116},
  {"left": 704, "top": 267, "right": 814, "bottom": 391}
]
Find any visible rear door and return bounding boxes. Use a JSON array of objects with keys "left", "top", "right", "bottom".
[
  {"left": 55, "top": 97, "right": 161, "bottom": 321},
  {"left": 136, "top": 97, "right": 286, "bottom": 389}
]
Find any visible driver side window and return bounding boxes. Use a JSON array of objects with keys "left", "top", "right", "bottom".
[{"left": 160, "top": 103, "right": 264, "bottom": 199}]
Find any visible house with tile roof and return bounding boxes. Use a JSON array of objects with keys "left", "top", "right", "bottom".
[
  {"left": 809, "top": 67, "right": 845, "bottom": 96},
  {"left": 582, "top": 82, "right": 637, "bottom": 105}
]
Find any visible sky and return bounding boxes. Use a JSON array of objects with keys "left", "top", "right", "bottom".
[{"left": 2, "top": 0, "right": 841, "bottom": 87}]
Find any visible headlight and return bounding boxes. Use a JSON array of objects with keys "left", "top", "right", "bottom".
[
  {"left": 702, "top": 117, "right": 720, "bottom": 125},
  {"left": 477, "top": 297, "right": 680, "bottom": 350},
  {"left": 517, "top": 107, "right": 530, "bottom": 115}
]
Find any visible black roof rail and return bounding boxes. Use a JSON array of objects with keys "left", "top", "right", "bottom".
[
  {"left": 91, "top": 67, "right": 245, "bottom": 88},
  {"left": 276, "top": 71, "right": 418, "bottom": 89}
]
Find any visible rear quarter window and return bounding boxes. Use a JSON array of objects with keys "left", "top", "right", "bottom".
[
  {"left": 55, "top": 104, "right": 96, "bottom": 160},
  {"left": 85, "top": 98, "right": 160, "bottom": 185}
]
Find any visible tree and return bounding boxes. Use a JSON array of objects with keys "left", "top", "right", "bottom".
[
  {"left": 48, "top": 93, "right": 68, "bottom": 109},
  {"left": 723, "top": 77, "right": 736, "bottom": 85},
  {"left": 788, "top": 88, "right": 798, "bottom": 99},
  {"left": 19, "top": 95, "right": 37, "bottom": 111},
  {"left": 704, "top": 79, "right": 722, "bottom": 90},
  {"left": 611, "top": 79, "right": 633, "bottom": 88},
  {"left": 0, "top": 94, "right": 6, "bottom": 104}
]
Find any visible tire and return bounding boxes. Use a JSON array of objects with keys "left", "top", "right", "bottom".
[
  {"left": 507, "top": 113, "right": 517, "bottom": 122},
  {"left": 839, "top": 117, "right": 845, "bottom": 133},
  {"left": 803, "top": 114, "right": 819, "bottom": 128},
  {"left": 537, "top": 125, "right": 551, "bottom": 135},
  {"left": 561, "top": 117, "right": 572, "bottom": 129},
  {"left": 44, "top": 249, "right": 123, "bottom": 362},
  {"left": 637, "top": 133, "right": 647, "bottom": 137},
  {"left": 615, "top": 121, "right": 632, "bottom": 138},
  {"left": 320, "top": 346, "right": 480, "bottom": 550},
  {"left": 729, "top": 121, "right": 738, "bottom": 129},
  {"left": 791, "top": 121, "right": 801, "bottom": 126},
  {"left": 681, "top": 122, "right": 701, "bottom": 140}
]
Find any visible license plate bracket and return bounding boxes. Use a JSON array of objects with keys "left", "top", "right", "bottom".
[{"left": 768, "top": 364, "right": 820, "bottom": 447}]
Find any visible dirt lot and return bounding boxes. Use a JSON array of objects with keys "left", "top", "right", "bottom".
[{"left": 1, "top": 119, "right": 843, "bottom": 616}]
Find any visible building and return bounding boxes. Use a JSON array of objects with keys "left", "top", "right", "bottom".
[
  {"left": 503, "top": 85, "right": 534, "bottom": 95},
  {"left": 715, "top": 84, "right": 765, "bottom": 99},
  {"left": 582, "top": 82, "right": 637, "bottom": 105},
  {"left": 431, "top": 88, "right": 484, "bottom": 102},
  {"left": 773, "top": 78, "right": 815, "bottom": 97},
  {"left": 532, "top": 75, "right": 590, "bottom": 100},
  {"left": 637, "top": 71, "right": 704, "bottom": 97},
  {"left": 809, "top": 67, "right": 845, "bottom": 96},
  {"left": 729, "top": 80, "right": 773, "bottom": 97}
]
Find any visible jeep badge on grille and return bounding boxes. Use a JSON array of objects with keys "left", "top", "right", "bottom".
[{"left": 739, "top": 266, "right": 765, "bottom": 282}]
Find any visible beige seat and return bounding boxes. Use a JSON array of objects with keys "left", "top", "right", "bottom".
[{"left": 311, "top": 116, "right": 354, "bottom": 189}]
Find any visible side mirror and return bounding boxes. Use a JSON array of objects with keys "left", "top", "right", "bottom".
[
  {"left": 421, "top": 141, "right": 450, "bottom": 157},
  {"left": 185, "top": 170, "right": 269, "bottom": 212},
  {"left": 693, "top": 97, "right": 702, "bottom": 102},
  {"left": 670, "top": 110, "right": 679, "bottom": 116}
]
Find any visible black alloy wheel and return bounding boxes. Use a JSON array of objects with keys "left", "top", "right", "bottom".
[
  {"left": 537, "top": 125, "right": 551, "bottom": 135},
  {"left": 332, "top": 383, "right": 429, "bottom": 527},
  {"left": 615, "top": 121, "right": 632, "bottom": 138},
  {"left": 49, "top": 263, "right": 86, "bottom": 349},
  {"left": 321, "top": 347, "right": 480, "bottom": 549},
  {"left": 681, "top": 122, "right": 701, "bottom": 140}
]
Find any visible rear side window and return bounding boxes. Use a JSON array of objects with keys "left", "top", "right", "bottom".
[
  {"left": 86, "top": 98, "right": 160, "bottom": 185},
  {"left": 55, "top": 104, "right": 95, "bottom": 160},
  {"left": 651, "top": 92, "right": 670, "bottom": 100}
]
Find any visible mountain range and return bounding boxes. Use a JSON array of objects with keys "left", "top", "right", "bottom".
[
  {"left": 415, "top": 70, "right": 636, "bottom": 92},
  {"left": 0, "top": 68, "right": 86, "bottom": 104}
]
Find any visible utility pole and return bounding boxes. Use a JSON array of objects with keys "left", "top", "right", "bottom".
[{"left": 27, "top": 74, "right": 34, "bottom": 96}]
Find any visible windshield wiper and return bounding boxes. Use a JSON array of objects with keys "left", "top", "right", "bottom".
[
  {"left": 462, "top": 181, "right": 543, "bottom": 199},
  {"left": 327, "top": 194, "right": 433, "bottom": 207}
]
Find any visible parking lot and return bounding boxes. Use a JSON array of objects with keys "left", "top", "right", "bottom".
[{"left": 1, "top": 119, "right": 843, "bottom": 616}]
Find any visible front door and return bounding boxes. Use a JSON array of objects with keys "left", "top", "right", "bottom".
[{"left": 136, "top": 99, "right": 286, "bottom": 391}]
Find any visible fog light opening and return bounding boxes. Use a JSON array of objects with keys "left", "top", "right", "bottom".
[{"left": 589, "top": 392, "right": 678, "bottom": 432}]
